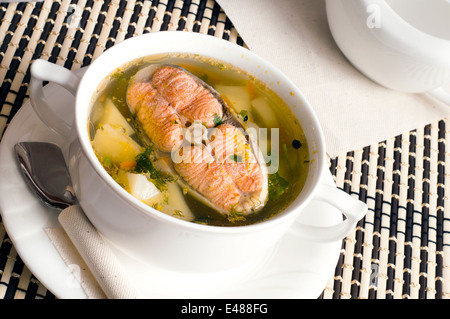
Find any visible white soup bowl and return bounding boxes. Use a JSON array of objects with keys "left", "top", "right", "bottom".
[{"left": 29, "top": 31, "right": 367, "bottom": 273}]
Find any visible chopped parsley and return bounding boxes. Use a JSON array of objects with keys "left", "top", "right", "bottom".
[
  {"left": 230, "top": 154, "right": 243, "bottom": 163},
  {"left": 268, "top": 172, "right": 289, "bottom": 201},
  {"left": 134, "top": 145, "right": 155, "bottom": 174},
  {"left": 227, "top": 205, "right": 246, "bottom": 223},
  {"left": 134, "top": 146, "right": 172, "bottom": 191},
  {"left": 213, "top": 113, "right": 223, "bottom": 127},
  {"left": 239, "top": 110, "right": 249, "bottom": 122},
  {"left": 101, "top": 155, "right": 112, "bottom": 168},
  {"left": 111, "top": 70, "right": 125, "bottom": 79},
  {"left": 173, "top": 210, "right": 184, "bottom": 217}
]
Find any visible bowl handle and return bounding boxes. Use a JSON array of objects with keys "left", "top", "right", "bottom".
[
  {"left": 29, "top": 59, "right": 81, "bottom": 138},
  {"left": 289, "top": 183, "right": 367, "bottom": 243}
]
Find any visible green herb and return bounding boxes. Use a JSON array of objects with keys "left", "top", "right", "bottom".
[
  {"left": 230, "top": 154, "right": 243, "bottom": 163},
  {"left": 134, "top": 146, "right": 172, "bottom": 191},
  {"left": 97, "top": 153, "right": 119, "bottom": 177},
  {"left": 129, "top": 114, "right": 150, "bottom": 145},
  {"left": 110, "top": 71, "right": 130, "bottom": 113},
  {"left": 134, "top": 146, "right": 154, "bottom": 173},
  {"left": 268, "top": 172, "right": 289, "bottom": 201},
  {"left": 101, "top": 155, "right": 112, "bottom": 168},
  {"left": 173, "top": 210, "right": 184, "bottom": 217},
  {"left": 239, "top": 110, "right": 249, "bottom": 122},
  {"left": 213, "top": 113, "right": 223, "bottom": 127},
  {"left": 228, "top": 205, "right": 246, "bottom": 223},
  {"left": 111, "top": 71, "right": 125, "bottom": 79}
]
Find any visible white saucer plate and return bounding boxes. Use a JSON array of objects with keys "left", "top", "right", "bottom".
[{"left": 0, "top": 69, "right": 342, "bottom": 299}]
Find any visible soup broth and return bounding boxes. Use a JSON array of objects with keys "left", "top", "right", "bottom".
[{"left": 89, "top": 53, "right": 309, "bottom": 226}]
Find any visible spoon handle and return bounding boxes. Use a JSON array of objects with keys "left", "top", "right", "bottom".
[{"left": 58, "top": 205, "right": 141, "bottom": 299}]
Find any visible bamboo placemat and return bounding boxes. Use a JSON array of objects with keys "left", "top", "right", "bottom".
[
  {"left": 0, "top": 0, "right": 448, "bottom": 299},
  {"left": 322, "top": 123, "right": 450, "bottom": 299}
]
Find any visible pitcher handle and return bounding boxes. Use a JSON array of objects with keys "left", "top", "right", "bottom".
[
  {"left": 30, "top": 59, "right": 81, "bottom": 138},
  {"left": 290, "top": 183, "right": 367, "bottom": 243}
]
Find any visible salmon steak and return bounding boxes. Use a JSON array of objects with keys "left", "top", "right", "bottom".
[{"left": 127, "top": 64, "right": 268, "bottom": 215}]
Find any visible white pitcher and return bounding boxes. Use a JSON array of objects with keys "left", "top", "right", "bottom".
[{"left": 326, "top": 0, "right": 450, "bottom": 105}]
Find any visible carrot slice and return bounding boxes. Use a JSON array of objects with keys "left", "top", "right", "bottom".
[{"left": 120, "top": 160, "right": 137, "bottom": 170}]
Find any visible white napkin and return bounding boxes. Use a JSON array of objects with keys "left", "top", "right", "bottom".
[
  {"left": 45, "top": 205, "right": 141, "bottom": 299},
  {"left": 216, "top": 0, "right": 449, "bottom": 157}
]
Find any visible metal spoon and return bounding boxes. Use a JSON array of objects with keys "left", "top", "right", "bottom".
[
  {"left": 13, "top": 141, "right": 140, "bottom": 299},
  {"left": 14, "top": 142, "right": 77, "bottom": 209}
]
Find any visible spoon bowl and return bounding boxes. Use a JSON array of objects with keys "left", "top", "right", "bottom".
[{"left": 14, "top": 142, "right": 77, "bottom": 209}]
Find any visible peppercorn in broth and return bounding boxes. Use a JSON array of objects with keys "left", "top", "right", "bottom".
[{"left": 88, "top": 53, "right": 309, "bottom": 226}]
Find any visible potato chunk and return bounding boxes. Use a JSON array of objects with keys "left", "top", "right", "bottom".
[{"left": 92, "top": 123, "right": 142, "bottom": 165}]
